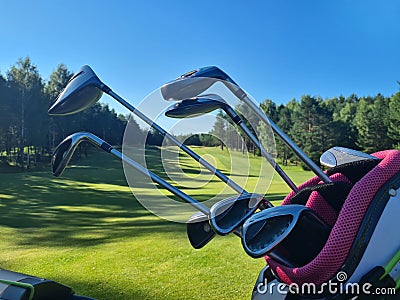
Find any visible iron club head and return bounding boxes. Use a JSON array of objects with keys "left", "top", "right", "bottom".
[
  {"left": 51, "top": 132, "right": 112, "bottom": 177},
  {"left": 209, "top": 193, "right": 266, "bottom": 235},
  {"left": 187, "top": 212, "right": 216, "bottom": 249},
  {"left": 241, "top": 205, "right": 331, "bottom": 267}
]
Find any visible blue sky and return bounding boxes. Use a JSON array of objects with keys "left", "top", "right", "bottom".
[{"left": 1, "top": 0, "right": 399, "bottom": 115}]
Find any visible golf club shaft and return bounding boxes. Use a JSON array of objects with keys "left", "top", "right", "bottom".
[
  {"left": 67, "top": 133, "right": 244, "bottom": 238},
  {"left": 110, "top": 147, "right": 243, "bottom": 237},
  {"left": 111, "top": 147, "right": 243, "bottom": 238},
  {"left": 103, "top": 137, "right": 290, "bottom": 258},
  {"left": 108, "top": 148, "right": 210, "bottom": 215},
  {"left": 107, "top": 90, "right": 247, "bottom": 195},
  {"left": 235, "top": 117, "right": 298, "bottom": 192},
  {"left": 230, "top": 87, "right": 332, "bottom": 184},
  {"left": 224, "top": 106, "right": 298, "bottom": 191}
]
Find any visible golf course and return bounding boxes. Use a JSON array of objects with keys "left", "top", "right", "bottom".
[{"left": 0, "top": 146, "right": 312, "bottom": 300}]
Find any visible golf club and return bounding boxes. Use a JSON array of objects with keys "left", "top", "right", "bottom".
[
  {"left": 187, "top": 212, "right": 216, "bottom": 249},
  {"left": 161, "top": 66, "right": 332, "bottom": 184},
  {"left": 52, "top": 132, "right": 209, "bottom": 214},
  {"left": 241, "top": 205, "right": 331, "bottom": 267},
  {"left": 48, "top": 65, "right": 246, "bottom": 196},
  {"left": 188, "top": 193, "right": 273, "bottom": 247},
  {"left": 165, "top": 95, "right": 298, "bottom": 192},
  {"left": 48, "top": 65, "right": 270, "bottom": 249},
  {"left": 320, "top": 146, "right": 380, "bottom": 168},
  {"left": 209, "top": 193, "right": 266, "bottom": 235},
  {"left": 52, "top": 132, "right": 267, "bottom": 240}
]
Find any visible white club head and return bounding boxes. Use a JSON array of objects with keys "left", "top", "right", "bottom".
[{"left": 320, "top": 147, "right": 379, "bottom": 168}]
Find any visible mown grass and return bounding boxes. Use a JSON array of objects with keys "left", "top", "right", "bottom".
[{"left": 0, "top": 146, "right": 312, "bottom": 299}]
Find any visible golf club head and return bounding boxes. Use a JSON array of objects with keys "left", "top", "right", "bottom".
[
  {"left": 187, "top": 212, "right": 216, "bottom": 249},
  {"left": 165, "top": 95, "right": 227, "bottom": 118},
  {"left": 241, "top": 205, "right": 331, "bottom": 267},
  {"left": 48, "top": 65, "right": 106, "bottom": 116},
  {"left": 320, "top": 146, "right": 379, "bottom": 168},
  {"left": 52, "top": 132, "right": 104, "bottom": 177},
  {"left": 161, "top": 66, "right": 237, "bottom": 101},
  {"left": 210, "top": 193, "right": 265, "bottom": 235}
]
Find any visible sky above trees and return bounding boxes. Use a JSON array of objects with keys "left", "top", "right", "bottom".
[{"left": 0, "top": 1, "right": 399, "bottom": 115}]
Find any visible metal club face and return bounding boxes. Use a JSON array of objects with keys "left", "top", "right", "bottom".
[
  {"left": 52, "top": 132, "right": 103, "bottom": 177},
  {"left": 320, "top": 146, "right": 379, "bottom": 168},
  {"left": 241, "top": 206, "right": 296, "bottom": 259},
  {"left": 187, "top": 212, "right": 216, "bottom": 249},
  {"left": 161, "top": 66, "right": 236, "bottom": 101},
  {"left": 52, "top": 133, "right": 84, "bottom": 177},
  {"left": 165, "top": 95, "right": 227, "bottom": 119},
  {"left": 48, "top": 65, "right": 104, "bottom": 116},
  {"left": 241, "top": 205, "right": 331, "bottom": 267},
  {"left": 209, "top": 193, "right": 264, "bottom": 235}
]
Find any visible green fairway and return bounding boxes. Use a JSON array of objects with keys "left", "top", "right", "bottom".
[{"left": 0, "top": 147, "right": 312, "bottom": 300}]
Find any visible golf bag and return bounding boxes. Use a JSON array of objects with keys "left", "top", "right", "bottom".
[
  {"left": 0, "top": 269, "right": 95, "bottom": 300},
  {"left": 253, "top": 150, "right": 400, "bottom": 299}
]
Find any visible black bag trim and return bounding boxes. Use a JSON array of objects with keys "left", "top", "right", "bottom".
[
  {"left": 327, "top": 159, "right": 381, "bottom": 185},
  {"left": 290, "top": 181, "right": 353, "bottom": 212}
]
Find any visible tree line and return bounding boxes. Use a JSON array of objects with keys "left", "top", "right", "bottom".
[
  {"left": 206, "top": 90, "right": 400, "bottom": 168},
  {"left": 1, "top": 57, "right": 399, "bottom": 170}
]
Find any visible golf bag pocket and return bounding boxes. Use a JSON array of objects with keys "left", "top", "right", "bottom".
[{"left": 264, "top": 150, "right": 400, "bottom": 296}]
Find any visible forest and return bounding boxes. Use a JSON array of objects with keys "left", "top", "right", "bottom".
[
  {"left": 1, "top": 57, "right": 399, "bottom": 170},
  {"left": 0, "top": 58, "right": 142, "bottom": 169},
  {"left": 204, "top": 90, "right": 400, "bottom": 167}
]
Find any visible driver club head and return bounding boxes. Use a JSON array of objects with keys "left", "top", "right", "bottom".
[
  {"left": 52, "top": 132, "right": 105, "bottom": 177},
  {"left": 210, "top": 193, "right": 265, "bottom": 235},
  {"left": 187, "top": 212, "right": 216, "bottom": 249},
  {"left": 161, "top": 66, "right": 237, "bottom": 101},
  {"left": 165, "top": 95, "right": 227, "bottom": 119},
  {"left": 241, "top": 205, "right": 331, "bottom": 267},
  {"left": 320, "top": 146, "right": 379, "bottom": 168},
  {"left": 48, "top": 65, "right": 107, "bottom": 116}
]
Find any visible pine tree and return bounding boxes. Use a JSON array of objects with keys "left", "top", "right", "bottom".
[
  {"left": 7, "top": 57, "right": 45, "bottom": 168},
  {"left": 355, "top": 94, "right": 392, "bottom": 152},
  {"left": 210, "top": 110, "right": 227, "bottom": 150},
  {"left": 388, "top": 92, "right": 400, "bottom": 147}
]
